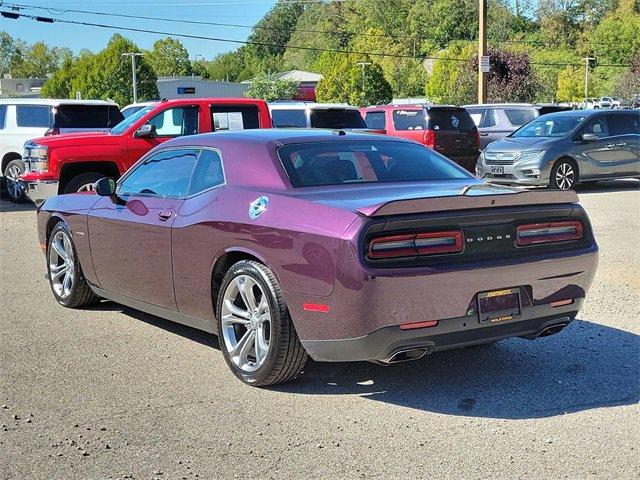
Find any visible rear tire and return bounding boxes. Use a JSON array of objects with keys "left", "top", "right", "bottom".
[
  {"left": 47, "top": 222, "right": 99, "bottom": 308},
  {"left": 4, "top": 159, "right": 26, "bottom": 203},
  {"left": 216, "top": 260, "right": 308, "bottom": 387},
  {"left": 64, "top": 172, "right": 105, "bottom": 194},
  {"left": 549, "top": 158, "right": 578, "bottom": 190}
]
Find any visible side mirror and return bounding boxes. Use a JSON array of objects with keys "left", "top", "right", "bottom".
[
  {"left": 134, "top": 124, "right": 156, "bottom": 138},
  {"left": 95, "top": 177, "right": 117, "bottom": 196},
  {"left": 582, "top": 133, "right": 598, "bottom": 142}
]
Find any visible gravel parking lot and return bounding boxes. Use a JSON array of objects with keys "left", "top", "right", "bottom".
[{"left": 1, "top": 181, "right": 638, "bottom": 480}]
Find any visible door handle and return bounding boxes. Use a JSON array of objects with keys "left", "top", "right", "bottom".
[
  {"left": 616, "top": 142, "right": 627, "bottom": 147},
  {"left": 158, "top": 209, "right": 173, "bottom": 220},
  {"left": 604, "top": 144, "right": 616, "bottom": 149},
  {"left": 479, "top": 133, "right": 489, "bottom": 136}
]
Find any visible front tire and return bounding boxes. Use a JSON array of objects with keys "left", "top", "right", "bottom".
[
  {"left": 47, "top": 222, "right": 98, "bottom": 308},
  {"left": 549, "top": 159, "right": 578, "bottom": 190},
  {"left": 4, "top": 159, "right": 26, "bottom": 202},
  {"left": 64, "top": 172, "right": 105, "bottom": 194},
  {"left": 216, "top": 260, "right": 308, "bottom": 387}
]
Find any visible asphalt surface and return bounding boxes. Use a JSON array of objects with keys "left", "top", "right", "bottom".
[{"left": 1, "top": 181, "right": 639, "bottom": 480}]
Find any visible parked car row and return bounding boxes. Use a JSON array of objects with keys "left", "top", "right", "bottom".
[
  {"left": 2, "top": 98, "right": 638, "bottom": 206},
  {"left": 581, "top": 97, "right": 632, "bottom": 109}
]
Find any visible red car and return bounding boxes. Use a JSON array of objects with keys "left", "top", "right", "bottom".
[
  {"left": 20, "top": 98, "right": 272, "bottom": 204},
  {"left": 361, "top": 104, "right": 480, "bottom": 171},
  {"left": 36, "top": 130, "right": 597, "bottom": 387}
]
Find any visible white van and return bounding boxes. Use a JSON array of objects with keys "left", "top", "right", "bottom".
[{"left": 0, "top": 99, "right": 123, "bottom": 201}]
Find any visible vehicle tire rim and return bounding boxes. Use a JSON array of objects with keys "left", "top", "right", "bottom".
[
  {"left": 555, "top": 163, "right": 575, "bottom": 190},
  {"left": 49, "top": 231, "right": 75, "bottom": 299},
  {"left": 6, "top": 164, "right": 24, "bottom": 199},
  {"left": 221, "top": 275, "right": 271, "bottom": 373},
  {"left": 77, "top": 182, "right": 96, "bottom": 193}
]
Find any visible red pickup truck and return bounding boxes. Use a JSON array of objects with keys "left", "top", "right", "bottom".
[{"left": 20, "top": 98, "right": 272, "bottom": 203}]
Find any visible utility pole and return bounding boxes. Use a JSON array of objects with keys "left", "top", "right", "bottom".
[
  {"left": 356, "top": 61, "right": 372, "bottom": 93},
  {"left": 478, "top": 0, "right": 488, "bottom": 103},
  {"left": 583, "top": 57, "right": 595, "bottom": 106},
  {"left": 122, "top": 52, "right": 143, "bottom": 103}
]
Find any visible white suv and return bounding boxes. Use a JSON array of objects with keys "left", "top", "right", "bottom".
[
  {"left": 268, "top": 101, "right": 367, "bottom": 129},
  {"left": 0, "top": 99, "right": 123, "bottom": 201}
]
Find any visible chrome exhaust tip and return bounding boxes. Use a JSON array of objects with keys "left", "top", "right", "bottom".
[
  {"left": 538, "top": 322, "right": 568, "bottom": 338},
  {"left": 387, "top": 347, "right": 430, "bottom": 364}
]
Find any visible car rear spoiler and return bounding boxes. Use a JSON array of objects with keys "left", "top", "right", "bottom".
[{"left": 357, "top": 186, "right": 579, "bottom": 217}]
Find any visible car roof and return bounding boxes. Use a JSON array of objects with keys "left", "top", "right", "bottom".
[
  {"left": 166, "top": 128, "right": 416, "bottom": 148},
  {"left": 362, "top": 104, "right": 465, "bottom": 111},
  {"left": 463, "top": 103, "right": 534, "bottom": 108},
  {"left": 0, "top": 98, "right": 118, "bottom": 106},
  {"left": 268, "top": 101, "right": 358, "bottom": 111}
]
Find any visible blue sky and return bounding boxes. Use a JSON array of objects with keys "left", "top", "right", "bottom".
[{"left": 1, "top": 0, "right": 279, "bottom": 59}]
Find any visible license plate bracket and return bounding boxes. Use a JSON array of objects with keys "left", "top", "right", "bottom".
[{"left": 477, "top": 288, "right": 521, "bottom": 323}]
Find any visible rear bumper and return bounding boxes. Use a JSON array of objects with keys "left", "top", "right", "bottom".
[
  {"left": 22, "top": 180, "right": 58, "bottom": 205},
  {"left": 301, "top": 302, "right": 579, "bottom": 362}
]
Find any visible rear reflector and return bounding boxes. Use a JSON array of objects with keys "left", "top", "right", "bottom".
[
  {"left": 550, "top": 299, "right": 574, "bottom": 307},
  {"left": 303, "top": 303, "right": 330, "bottom": 313},
  {"left": 399, "top": 320, "right": 439, "bottom": 330},
  {"left": 516, "top": 221, "right": 583, "bottom": 246},
  {"left": 368, "top": 230, "right": 463, "bottom": 259}
]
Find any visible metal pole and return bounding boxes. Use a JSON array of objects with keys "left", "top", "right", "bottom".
[
  {"left": 122, "top": 52, "right": 143, "bottom": 104},
  {"left": 356, "top": 62, "right": 372, "bottom": 93},
  {"left": 583, "top": 57, "right": 594, "bottom": 106},
  {"left": 478, "top": 0, "right": 488, "bottom": 103}
]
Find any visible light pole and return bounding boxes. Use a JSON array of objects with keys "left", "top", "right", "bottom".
[
  {"left": 122, "top": 52, "right": 143, "bottom": 103},
  {"left": 583, "top": 57, "right": 595, "bottom": 107},
  {"left": 356, "top": 61, "right": 372, "bottom": 93}
]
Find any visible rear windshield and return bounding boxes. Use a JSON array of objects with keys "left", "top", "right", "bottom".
[
  {"left": 504, "top": 108, "right": 536, "bottom": 126},
  {"left": 54, "top": 105, "right": 124, "bottom": 128},
  {"left": 271, "top": 109, "right": 307, "bottom": 128},
  {"left": 278, "top": 140, "right": 469, "bottom": 188},
  {"left": 392, "top": 109, "right": 426, "bottom": 130},
  {"left": 427, "top": 109, "right": 476, "bottom": 130},
  {"left": 309, "top": 109, "right": 366, "bottom": 129},
  {"left": 511, "top": 115, "right": 585, "bottom": 138}
]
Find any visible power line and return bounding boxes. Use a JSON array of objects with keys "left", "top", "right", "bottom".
[
  {"left": 0, "top": 10, "right": 630, "bottom": 68},
  {"left": 7, "top": 1, "right": 624, "bottom": 48}
]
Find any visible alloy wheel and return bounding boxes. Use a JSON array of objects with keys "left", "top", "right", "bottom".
[
  {"left": 77, "top": 183, "right": 96, "bottom": 193},
  {"left": 555, "top": 162, "right": 575, "bottom": 190},
  {"left": 5, "top": 164, "right": 24, "bottom": 199},
  {"left": 221, "top": 275, "right": 271, "bottom": 372},
  {"left": 49, "top": 231, "right": 75, "bottom": 299}
]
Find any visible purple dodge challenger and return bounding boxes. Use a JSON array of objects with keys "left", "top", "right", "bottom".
[{"left": 36, "top": 130, "right": 598, "bottom": 386}]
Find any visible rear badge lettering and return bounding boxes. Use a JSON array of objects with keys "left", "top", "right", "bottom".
[
  {"left": 249, "top": 196, "right": 269, "bottom": 220},
  {"left": 466, "top": 234, "right": 511, "bottom": 243}
]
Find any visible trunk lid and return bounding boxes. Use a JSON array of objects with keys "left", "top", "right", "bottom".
[
  {"left": 427, "top": 107, "right": 478, "bottom": 156},
  {"left": 298, "top": 181, "right": 578, "bottom": 217}
]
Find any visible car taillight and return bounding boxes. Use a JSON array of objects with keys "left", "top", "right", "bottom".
[
  {"left": 423, "top": 129, "right": 435, "bottom": 148},
  {"left": 516, "top": 221, "right": 583, "bottom": 246},
  {"left": 368, "top": 230, "right": 463, "bottom": 259}
]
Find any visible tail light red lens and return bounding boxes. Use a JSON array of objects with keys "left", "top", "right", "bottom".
[
  {"left": 423, "top": 129, "right": 435, "bottom": 148},
  {"left": 516, "top": 221, "right": 583, "bottom": 246},
  {"left": 368, "top": 230, "right": 463, "bottom": 259}
]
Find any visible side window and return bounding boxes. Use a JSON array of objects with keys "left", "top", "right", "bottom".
[
  {"left": 469, "top": 108, "right": 496, "bottom": 128},
  {"left": 188, "top": 149, "right": 225, "bottom": 195},
  {"left": 148, "top": 107, "right": 199, "bottom": 137},
  {"left": 271, "top": 109, "right": 307, "bottom": 128},
  {"left": 364, "top": 111, "right": 386, "bottom": 129},
  {"left": 583, "top": 117, "right": 610, "bottom": 138},
  {"left": 211, "top": 104, "right": 260, "bottom": 131},
  {"left": 0, "top": 105, "right": 6, "bottom": 129},
  {"left": 609, "top": 114, "right": 639, "bottom": 136},
  {"left": 504, "top": 109, "right": 536, "bottom": 127},
  {"left": 16, "top": 105, "right": 52, "bottom": 128},
  {"left": 119, "top": 149, "right": 199, "bottom": 198}
]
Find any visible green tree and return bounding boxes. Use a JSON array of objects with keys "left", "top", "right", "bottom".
[
  {"left": 145, "top": 37, "right": 192, "bottom": 77},
  {"left": 204, "top": 51, "right": 245, "bottom": 82},
  {"left": 11, "top": 42, "right": 60, "bottom": 77},
  {"left": 556, "top": 66, "right": 595, "bottom": 102},
  {"left": 613, "top": 53, "right": 640, "bottom": 100},
  {"left": 42, "top": 35, "right": 158, "bottom": 104},
  {"left": 589, "top": 7, "right": 640, "bottom": 65},
  {"left": 0, "top": 32, "right": 16, "bottom": 76},
  {"left": 425, "top": 42, "right": 476, "bottom": 104},
  {"left": 244, "top": 74, "right": 299, "bottom": 101},
  {"left": 315, "top": 53, "right": 392, "bottom": 106}
]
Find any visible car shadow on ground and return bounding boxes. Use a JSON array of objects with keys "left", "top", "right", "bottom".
[
  {"left": 91, "top": 300, "right": 639, "bottom": 420},
  {"left": 574, "top": 179, "right": 639, "bottom": 194},
  {"left": 0, "top": 196, "right": 37, "bottom": 213}
]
